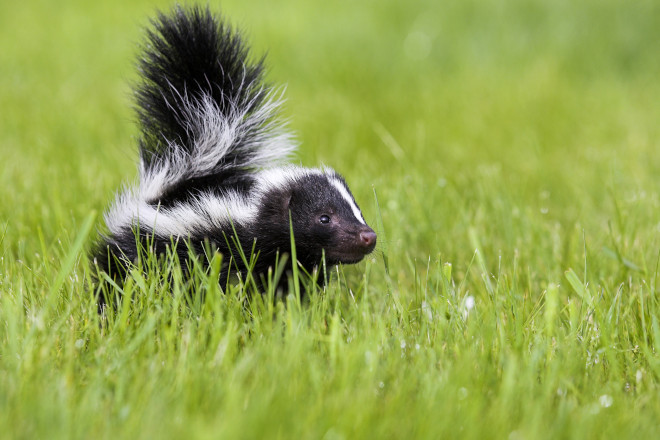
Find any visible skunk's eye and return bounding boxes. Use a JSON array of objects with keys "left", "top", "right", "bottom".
[{"left": 319, "top": 215, "right": 331, "bottom": 224}]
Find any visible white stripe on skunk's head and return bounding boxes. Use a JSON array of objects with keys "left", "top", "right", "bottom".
[
  {"left": 255, "top": 166, "right": 366, "bottom": 226},
  {"left": 254, "top": 165, "right": 376, "bottom": 265},
  {"left": 325, "top": 172, "right": 367, "bottom": 226}
]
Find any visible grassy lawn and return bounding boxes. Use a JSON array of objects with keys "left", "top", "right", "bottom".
[{"left": 2, "top": 0, "right": 659, "bottom": 438}]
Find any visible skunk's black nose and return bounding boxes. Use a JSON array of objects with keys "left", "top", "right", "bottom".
[{"left": 359, "top": 229, "right": 377, "bottom": 252}]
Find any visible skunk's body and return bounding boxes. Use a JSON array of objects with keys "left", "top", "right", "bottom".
[{"left": 93, "top": 6, "right": 376, "bottom": 302}]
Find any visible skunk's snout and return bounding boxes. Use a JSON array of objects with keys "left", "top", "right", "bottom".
[
  {"left": 359, "top": 228, "right": 377, "bottom": 253},
  {"left": 322, "top": 225, "right": 377, "bottom": 264}
]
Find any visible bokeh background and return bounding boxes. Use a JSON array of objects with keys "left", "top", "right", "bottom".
[
  {"left": 1, "top": 0, "right": 659, "bottom": 438},
  {"left": 2, "top": 0, "right": 659, "bottom": 271}
]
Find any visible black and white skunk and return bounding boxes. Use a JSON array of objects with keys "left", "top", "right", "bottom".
[{"left": 93, "top": 6, "right": 376, "bottom": 301}]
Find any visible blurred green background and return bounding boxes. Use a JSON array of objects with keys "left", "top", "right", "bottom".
[
  {"left": 2, "top": 0, "right": 659, "bottom": 271},
  {"left": 1, "top": 0, "right": 660, "bottom": 438}
]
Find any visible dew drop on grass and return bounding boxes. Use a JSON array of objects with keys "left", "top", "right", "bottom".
[
  {"left": 421, "top": 301, "right": 433, "bottom": 322},
  {"left": 462, "top": 296, "right": 475, "bottom": 319},
  {"left": 29, "top": 313, "right": 45, "bottom": 331},
  {"left": 599, "top": 394, "right": 613, "bottom": 408}
]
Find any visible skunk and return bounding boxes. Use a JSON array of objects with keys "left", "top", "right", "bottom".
[{"left": 93, "top": 6, "right": 377, "bottom": 302}]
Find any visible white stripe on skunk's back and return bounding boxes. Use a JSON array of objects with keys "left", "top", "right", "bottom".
[
  {"left": 104, "top": 188, "right": 257, "bottom": 237},
  {"left": 104, "top": 164, "right": 367, "bottom": 239}
]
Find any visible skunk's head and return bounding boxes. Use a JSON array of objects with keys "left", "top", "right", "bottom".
[{"left": 257, "top": 167, "right": 377, "bottom": 266}]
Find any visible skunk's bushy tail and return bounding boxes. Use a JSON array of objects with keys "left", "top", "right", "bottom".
[{"left": 135, "top": 5, "right": 295, "bottom": 203}]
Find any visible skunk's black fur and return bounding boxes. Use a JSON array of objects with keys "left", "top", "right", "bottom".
[{"left": 93, "top": 6, "right": 376, "bottom": 307}]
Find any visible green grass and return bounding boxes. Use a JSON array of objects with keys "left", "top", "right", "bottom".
[{"left": 2, "top": 0, "right": 660, "bottom": 438}]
